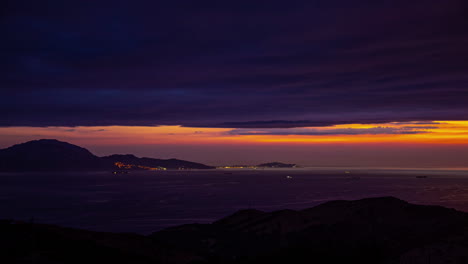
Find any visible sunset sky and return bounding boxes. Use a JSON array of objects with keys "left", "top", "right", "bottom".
[{"left": 2, "top": 1, "right": 468, "bottom": 167}]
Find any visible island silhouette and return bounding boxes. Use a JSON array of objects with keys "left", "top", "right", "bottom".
[
  {"left": 0, "top": 139, "right": 215, "bottom": 171},
  {"left": 0, "top": 139, "right": 300, "bottom": 172}
]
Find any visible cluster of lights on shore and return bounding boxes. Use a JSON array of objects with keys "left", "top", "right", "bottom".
[{"left": 114, "top": 162, "right": 167, "bottom": 171}]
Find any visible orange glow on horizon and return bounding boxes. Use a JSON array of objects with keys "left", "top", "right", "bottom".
[{"left": 0, "top": 121, "right": 468, "bottom": 147}]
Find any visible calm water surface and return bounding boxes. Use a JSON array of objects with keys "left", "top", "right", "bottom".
[{"left": 1, "top": 168, "right": 468, "bottom": 234}]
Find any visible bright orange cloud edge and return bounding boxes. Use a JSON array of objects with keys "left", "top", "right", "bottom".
[{"left": 0, "top": 121, "right": 467, "bottom": 146}]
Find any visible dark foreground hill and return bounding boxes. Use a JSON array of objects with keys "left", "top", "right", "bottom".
[
  {"left": 2, "top": 197, "right": 468, "bottom": 263},
  {"left": 0, "top": 139, "right": 214, "bottom": 171}
]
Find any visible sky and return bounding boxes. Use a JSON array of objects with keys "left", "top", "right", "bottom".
[{"left": 2, "top": 0, "right": 468, "bottom": 167}]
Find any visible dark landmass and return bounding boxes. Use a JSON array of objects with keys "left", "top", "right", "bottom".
[
  {"left": 3, "top": 197, "right": 468, "bottom": 263},
  {"left": 0, "top": 139, "right": 107, "bottom": 171},
  {"left": 257, "top": 162, "right": 296, "bottom": 168},
  {"left": 217, "top": 165, "right": 257, "bottom": 169},
  {"left": 217, "top": 162, "right": 296, "bottom": 169},
  {"left": 0, "top": 139, "right": 214, "bottom": 171},
  {"left": 102, "top": 154, "right": 215, "bottom": 170}
]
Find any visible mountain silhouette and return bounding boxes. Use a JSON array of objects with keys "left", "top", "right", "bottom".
[
  {"left": 0, "top": 139, "right": 214, "bottom": 171},
  {"left": 2, "top": 197, "right": 468, "bottom": 263},
  {"left": 0, "top": 139, "right": 106, "bottom": 171},
  {"left": 102, "top": 154, "right": 215, "bottom": 170},
  {"left": 152, "top": 196, "right": 468, "bottom": 263}
]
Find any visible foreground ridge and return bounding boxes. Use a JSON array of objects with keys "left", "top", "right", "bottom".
[{"left": 2, "top": 197, "right": 468, "bottom": 263}]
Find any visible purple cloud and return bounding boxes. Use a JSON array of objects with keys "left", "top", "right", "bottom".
[
  {"left": 227, "top": 126, "right": 431, "bottom": 136},
  {"left": 1, "top": 0, "right": 468, "bottom": 128}
]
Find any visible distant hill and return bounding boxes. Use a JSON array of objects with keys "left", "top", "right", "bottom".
[
  {"left": 0, "top": 139, "right": 214, "bottom": 171},
  {"left": 102, "top": 154, "right": 215, "bottom": 170},
  {"left": 3, "top": 197, "right": 468, "bottom": 263},
  {"left": 0, "top": 139, "right": 107, "bottom": 171},
  {"left": 257, "top": 162, "right": 296, "bottom": 168}
]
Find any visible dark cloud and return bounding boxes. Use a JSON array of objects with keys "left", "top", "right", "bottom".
[
  {"left": 227, "top": 126, "right": 430, "bottom": 136},
  {"left": 390, "top": 121, "right": 444, "bottom": 125},
  {"left": 2, "top": 0, "right": 468, "bottom": 128},
  {"left": 400, "top": 126, "right": 439, "bottom": 130}
]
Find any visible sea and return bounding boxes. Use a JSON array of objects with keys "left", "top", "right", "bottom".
[{"left": 1, "top": 167, "right": 468, "bottom": 234}]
